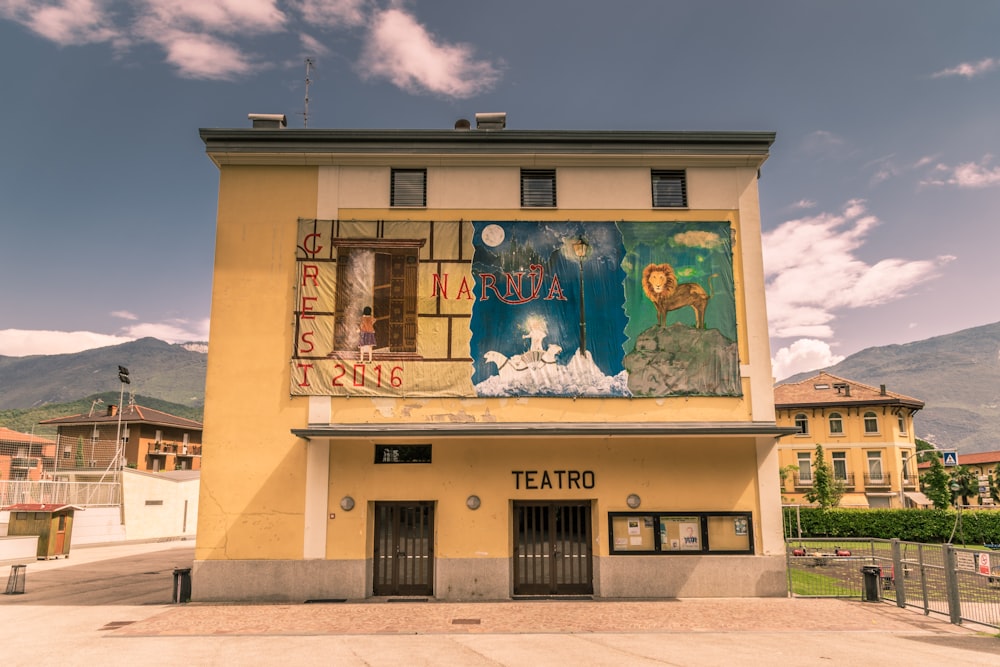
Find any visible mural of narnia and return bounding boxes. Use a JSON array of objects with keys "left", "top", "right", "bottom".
[{"left": 292, "top": 219, "right": 740, "bottom": 398}]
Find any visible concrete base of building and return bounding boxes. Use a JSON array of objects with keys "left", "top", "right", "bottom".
[
  {"left": 191, "top": 559, "right": 368, "bottom": 602},
  {"left": 597, "top": 554, "right": 787, "bottom": 597},
  {"left": 192, "top": 554, "right": 787, "bottom": 602}
]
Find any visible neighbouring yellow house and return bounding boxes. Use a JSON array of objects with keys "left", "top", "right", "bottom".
[
  {"left": 775, "top": 372, "right": 927, "bottom": 509},
  {"left": 917, "top": 450, "right": 1000, "bottom": 507},
  {"left": 194, "top": 113, "right": 792, "bottom": 601}
]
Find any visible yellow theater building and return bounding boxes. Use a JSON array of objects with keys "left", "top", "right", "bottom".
[{"left": 193, "top": 113, "right": 792, "bottom": 601}]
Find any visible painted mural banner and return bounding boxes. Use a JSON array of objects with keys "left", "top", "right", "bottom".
[{"left": 292, "top": 219, "right": 740, "bottom": 398}]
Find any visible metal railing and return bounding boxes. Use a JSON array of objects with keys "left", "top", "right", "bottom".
[
  {"left": 787, "top": 537, "right": 1000, "bottom": 630},
  {"left": 0, "top": 480, "right": 121, "bottom": 507}
]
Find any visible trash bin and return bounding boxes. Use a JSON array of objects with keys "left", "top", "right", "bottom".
[
  {"left": 861, "top": 565, "right": 881, "bottom": 602},
  {"left": 5, "top": 564, "right": 26, "bottom": 595},
  {"left": 172, "top": 567, "right": 191, "bottom": 603}
]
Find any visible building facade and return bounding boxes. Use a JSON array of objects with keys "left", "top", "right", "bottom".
[
  {"left": 0, "top": 427, "right": 56, "bottom": 481},
  {"left": 194, "top": 115, "right": 789, "bottom": 601},
  {"left": 775, "top": 373, "right": 926, "bottom": 508},
  {"left": 40, "top": 404, "right": 203, "bottom": 475}
]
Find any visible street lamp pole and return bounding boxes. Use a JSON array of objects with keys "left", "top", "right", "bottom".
[
  {"left": 572, "top": 237, "right": 589, "bottom": 356},
  {"left": 115, "top": 366, "right": 130, "bottom": 470}
]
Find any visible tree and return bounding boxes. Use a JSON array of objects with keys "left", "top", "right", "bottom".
[
  {"left": 990, "top": 463, "right": 1000, "bottom": 504},
  {"left": 921, "top": 452, "right": 951, "bottom": 509},
  {"left": 778, "top": 464, "right": 800, "bottom": 504},
  {"left": 915, "top": 438, "right": 936, "bottom": 464},
  {"left": 804, "top": 444, "right": 844, "bottom": 508},
  {"left": 949, "top": 465, "right": 978, "bottom": 506}
]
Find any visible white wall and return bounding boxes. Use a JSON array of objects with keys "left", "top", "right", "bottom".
[{"left": 122, "top": 469, "right": 199, "bottom": 541}]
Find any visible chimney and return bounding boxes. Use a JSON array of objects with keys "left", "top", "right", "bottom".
[
  {"left": 107, "top": 405, "right": 118, "bottom": 417},
  {"left": 880, "top": 384, "right": 887, "bottom": 396},
  {"left": 248, "top": 113, "right": 287, "bottom": 129},
  {"left": 475, "top": 112, "right": 507, "bottom": 130},
  {"left": 454, "top": 118, "right": 471, "bottom": 130}
]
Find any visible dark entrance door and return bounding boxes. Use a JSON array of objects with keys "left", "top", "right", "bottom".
[
  {"left": 513, "top": 502, "right": 593, "bottom": 595},
  {"left": 373, "top": 502, "right": 434, "bottom": 596}
]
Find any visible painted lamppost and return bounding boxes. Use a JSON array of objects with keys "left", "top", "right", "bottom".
[{"left": 572, "top": 237, "right": 590, "bottom": 355}]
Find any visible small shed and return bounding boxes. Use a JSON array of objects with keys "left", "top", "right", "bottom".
[{"left": 2, "top": 504, "right": 82, "bottom": 560}]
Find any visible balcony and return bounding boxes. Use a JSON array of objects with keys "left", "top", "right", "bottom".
[
  {"left": 793, "top": 473, "right": 855, "bottom": 490},
  {"left": 864, "top": 472, "right": 892, "bottom": 489},
  {"left": 901, "top": 475, "right": 918, "bottom": 490}
]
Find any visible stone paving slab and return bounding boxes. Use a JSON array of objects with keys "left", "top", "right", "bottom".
[{"left": 116, "top": 597, "right": 974, "bottom": 637}]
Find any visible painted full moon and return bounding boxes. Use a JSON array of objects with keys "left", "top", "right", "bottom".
[{"left": 481, "top": 224, "right": 505, "bottom": 247}]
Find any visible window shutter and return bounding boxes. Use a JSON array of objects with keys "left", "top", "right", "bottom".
[
  {"left": 521, "top": 169, "right": 556, "bottom": 207},
  {"left": 652, "top": 169, "right": 687, "bottom": 207},
  {"left": 391, "top": 169, "right": 426, "bottom": 207}
]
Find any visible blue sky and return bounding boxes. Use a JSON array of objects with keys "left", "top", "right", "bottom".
[{"left": 1, "top": 0, "right": 998, "bottom": 380}]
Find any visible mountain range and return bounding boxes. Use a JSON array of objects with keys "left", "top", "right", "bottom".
[
  {"left": 780, "top": 320, "right": 1000, "bottom": 454},
  {"left": 1, "top": 324, "right": 998, "bottom": 453}
]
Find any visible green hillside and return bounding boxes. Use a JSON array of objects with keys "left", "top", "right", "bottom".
[{"left": 0, "top": 337, "right": 206, "bottom": 410}]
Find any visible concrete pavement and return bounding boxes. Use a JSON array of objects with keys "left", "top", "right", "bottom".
[{"left": 2, "top": 541, "right": 999, "bottom": 666}]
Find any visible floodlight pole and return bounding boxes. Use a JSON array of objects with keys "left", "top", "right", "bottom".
[{"left": 114, "top": 366, "right": 130, "bottom": 472}]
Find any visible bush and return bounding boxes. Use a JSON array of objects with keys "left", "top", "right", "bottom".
[{"left": 783, "top": 506, "right": 1000, "bottom": 544}]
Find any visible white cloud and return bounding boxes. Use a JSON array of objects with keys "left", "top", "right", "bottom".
[
  {"left": 292, "top": 0, "right": 367, "bottom": 28},
  {"left": 0, "top": 0, "right": 119, "bottom": 45},
  {"left": 762, "top": 200, "right": 953, "bottom": 341},
  {"left": 0, "top": 318, "right": 209, "bottom": 357},
  {"left": 2, "top": 0, "right": 504, "bottom": 93},
  {"left": 0, "top": 329, "right": 133, "bottom": 356},
  {"left": 357, "top": 8, "right": 502, "bottom": 98},
  {"left": 932, "top": 57, "right": 999, "bottom": 79},
  {"left": 111, "top": 310, "right": 138, "bottom": 320},
  {"left": 921, "top": 156, "right": 1000, "bottom": 188},
  {"left": 299, "top": 31, "right": 330, "bottom": 57},
  {"left": 771, "top": 338, "right": 845, "bottom": 382},
  {"left": 121, "top": 317, "right": 210, "bottom": 343},
  {"left": 789, "top": 199, "right": 816, "bottom": 211}
]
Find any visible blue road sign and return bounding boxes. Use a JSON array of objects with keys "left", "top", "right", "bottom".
[{"left": 942, "top": 451, "right": 958, "bottom": 467}]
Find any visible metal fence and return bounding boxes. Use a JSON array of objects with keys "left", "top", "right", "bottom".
[
  {"left": 786, "top": 537, "right": 1000, "bottom": 630},
  {"left": 0, "top": 480, "right": 121, "bottom": 508}
]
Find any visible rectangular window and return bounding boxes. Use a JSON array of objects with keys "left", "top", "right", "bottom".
[
  {"left": 797, "top": 452, "right": 812, "bottom": 481},
  {"left": 901, "top": 452, "right": 911, "bottom": 482},
  {"left": 832, "top": 452, "right": 848, "bottom": 480},
  {"left": 521, "top": 169, "right": 556, "bottom": 207},
  {"left": 155, "top": 429, "right": 163, "bottom": 442},
  {"left": 609, "top": 512, "right": 752, "bottom": 555},
  {"left": 651, "top": 169, "right": 687, "bottom": 207},
  {"left": 897, "top": 414, "right": 907, "bottom": 434},
  {"left": 867, "top": 451, "right": 884, "bottom": 480},
  {"left": 375, "top": 444, "right": 432, "bottom": 464},
  {"left": 390, "top": 168, "right": 427, "bottom": 207}
]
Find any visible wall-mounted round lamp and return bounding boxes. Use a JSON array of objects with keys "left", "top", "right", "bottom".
[
  {"left": 466, "top": 495, "right": 481, "bottom": 510},
  {"left": 340, "top": 496, "right": 355, "bottom": 511},
  {"left": 626, "top": 493, "right": 641, "bottom": 509}
]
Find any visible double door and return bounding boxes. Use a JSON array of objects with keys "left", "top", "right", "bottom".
[{"left": 513, "top": 502, "right": 593, "bottom": 595}]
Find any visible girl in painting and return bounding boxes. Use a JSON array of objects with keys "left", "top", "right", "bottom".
[{"left": 359, "top": 306, "right": 376, "bottom": 362}]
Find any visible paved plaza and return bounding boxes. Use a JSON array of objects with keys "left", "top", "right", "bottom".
[{"left": 2, "top": 541, "right": 999, "bottom": 666}]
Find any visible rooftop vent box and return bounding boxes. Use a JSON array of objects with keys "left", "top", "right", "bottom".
[
  {"left": 248, "top": 113, "right": 287, "bottom": 129},
  {"left": 475, "top": 112, "right": 506, "bottom": 130}
]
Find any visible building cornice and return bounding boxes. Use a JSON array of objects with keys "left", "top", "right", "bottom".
[
  {"left": 292, "top": 421, "right": 797, "bottom": 440},
  {"left": 200, "top": 129, "right": 776, "bottom": 169}
]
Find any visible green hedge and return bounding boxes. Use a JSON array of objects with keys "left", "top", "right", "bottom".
[{"left": 783, "top": 507, "right": 1000, "bottom": 544}]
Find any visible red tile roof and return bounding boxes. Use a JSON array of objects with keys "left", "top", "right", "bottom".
[
  {"left": 2, "top": 503, "right": 83, "bottom": 512},
  {"left": 39, "top": 404, "right": 202, "bottom": 430},
  {"left": 917, "top": 450, "right": 1000, "bottom": 469},
  {"left": 774, "top": 372, "right": 924, "bottom": 410},
  {"left": 0, "top": 427, "right": 56, "bottom": 445}
]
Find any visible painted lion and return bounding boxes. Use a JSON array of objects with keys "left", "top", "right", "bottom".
[{"left": 641, "top": 263, "right": 709, "bottom": 328}]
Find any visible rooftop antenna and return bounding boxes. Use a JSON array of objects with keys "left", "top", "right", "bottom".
[
  {"left": 303, "top": 58, "right": 314, "bottom": 128},
  {"left": 89, "top": 398, "right": 104, "bottom": 417}
]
